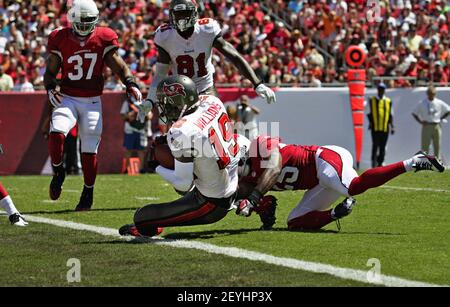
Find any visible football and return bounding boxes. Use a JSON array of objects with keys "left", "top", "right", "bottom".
[{"left": 154, "top": 143, "right": 175, "bottom": 170}]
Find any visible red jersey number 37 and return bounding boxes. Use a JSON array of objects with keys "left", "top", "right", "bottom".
[{"left": 67, "top": 53, "right": 98, "bottom": 81}]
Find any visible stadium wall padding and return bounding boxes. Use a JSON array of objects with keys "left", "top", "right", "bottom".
[{"left": 1, "top": 88, "right": 449, "bottom": 175}]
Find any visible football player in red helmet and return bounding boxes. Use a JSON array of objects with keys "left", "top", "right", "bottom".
[
  {"left": 44, "top": 0, "right": 143, "bottom": 211},
  {"left": 237, "top": 136, "right": 445, "bottom": 231}
]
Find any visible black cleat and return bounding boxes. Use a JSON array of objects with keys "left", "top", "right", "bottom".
[
  {"left": 412, "top": 151, "right": 445, "bottom": 173},
  {"left": 49, "top": 164, "right": 66, "bottom": 200},
  {"left": 9, "top": 213, "right": 28, "bottom": 227},
  {"left": 75, "top": 186, "right": 93, "bottom": 212},
  {"left": 332, "top": 197, "right": 356, "bottom": 220}
]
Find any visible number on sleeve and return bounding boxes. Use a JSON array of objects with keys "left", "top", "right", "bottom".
[{"left": 277, "top": 167, "right": 299, "bottom": 190}]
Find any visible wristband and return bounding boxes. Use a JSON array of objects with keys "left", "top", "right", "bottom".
[
  {"left": 253, "top": 81, "right": 263, "bottom": 90},
  {"left": 124, "top": 76, "right": 139, "bottom": 89},
  {"left": 45, "top": 84, "right": 56, "bottom": 91},
  {"left": 248, "top": 189, "right": 264, "bottom": 204}
]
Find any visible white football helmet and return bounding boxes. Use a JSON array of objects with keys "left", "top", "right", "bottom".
[
  {"left": 68, "top": 0, "right": 99, "bottom": 37},
  {"left": 237, "top": 135, "right": 251, "bottom": 177}
]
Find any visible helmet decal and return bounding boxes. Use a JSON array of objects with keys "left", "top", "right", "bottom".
[{"left": 163, "top": 83, "right": 187, "bottom": 98}]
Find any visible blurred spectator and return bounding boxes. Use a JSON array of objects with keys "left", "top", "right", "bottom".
[
  {"left": 236, "top": 95, "right": 260, "bottom": 140},
  {"left": 0, "top": 64, "right": 13, "bottom": 91},
  {"left": 0, "top": 0, "right": 447, "bottom": 88},
  {"left": 13, "top": 71, "right": 34, "bottom": 92},
  {"left": 120, "top": 98, "right": 152, "bottom": 174},
  {"left": 305, "top": 70, "right": 322, "bottom": 87}
]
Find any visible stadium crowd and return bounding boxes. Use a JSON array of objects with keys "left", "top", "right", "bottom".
[{"left": 0, "top": 0, "right": 449, "bottom": 92}]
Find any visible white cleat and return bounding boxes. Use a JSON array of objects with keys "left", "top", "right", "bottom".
[
  {"left": 9, "top": 213, "right": 29, "bottom": 227},
  {"left": 412, "top": 151, "right": 445, "bottom": 173}
]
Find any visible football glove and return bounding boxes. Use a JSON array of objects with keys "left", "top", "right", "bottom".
[
  {"left": 255, "top": 83, "right": 276, "bottom": 104},
  {"left": 125, "top": 77, "right": 143, "bottom": 104},
  {"left": 47, "top": 89, "right": 62, "bottom": 108},
  {"left": 236, "top": 190, "right": 264, "bottom": 217},
  {"left": 136, "top": 99, "right": 154, "bottom": 123}
]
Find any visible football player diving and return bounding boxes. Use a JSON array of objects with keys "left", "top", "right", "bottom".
[
  {"left": 119, "top": 75, "right": 251, "bottom": 237},
  {"left": 236, "top": 136, "right": 445, "bottom": 231}
]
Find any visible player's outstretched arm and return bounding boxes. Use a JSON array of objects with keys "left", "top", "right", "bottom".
[
  {"left": 44, "top": 54, "right": 62, "bottom": 108},
  {"left": 213, "top": 37, "right": 276, "bottom": 104},
  {"left": 104, "top": 50, "right": 142, "bottom": 103},
  {"left": 254, "top": 148, "right": 282, "bottom": 195},
  {"left": 236, "top": 147, "right": 282, "bottom": 217}
]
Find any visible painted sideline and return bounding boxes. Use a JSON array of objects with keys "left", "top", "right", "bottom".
[{"left": 1, "top": 212, "right": 445, "bottom": 287}]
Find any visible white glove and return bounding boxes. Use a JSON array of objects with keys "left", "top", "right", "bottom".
[
  {"left": 136, "top": 99, "right": 154, "bottom": 123},
  {"left": 255, "top": 83, "right": 276, "bottom": 104},
  {"left": 48, "top": 89, "right": 62, "bottom": 108},
  {"left": 235, "top": 199, "right": 255, "bottom": 217}
]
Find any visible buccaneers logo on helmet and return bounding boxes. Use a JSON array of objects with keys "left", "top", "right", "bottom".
[{"left": 162, "top": 83, "right": 187, "bottom": 98}]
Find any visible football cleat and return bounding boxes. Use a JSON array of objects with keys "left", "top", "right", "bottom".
[
  {"left": 9, "top": 213, "right": 29, "bottom": 227},
  {"left": 254, "top": 195, "right": 277, "bottom": 230},
  {"left": 49, "top": 165, "right": 66, "bottom": 200},
  {"left": 119, "top": 224, "right": 163, "bottom": 237},
  {"left": 75, "top": 187, "right": 93, "bottom": 212},
  {"left": 412, "top": 151, "right": 445, "bottom": 173},
  {"left": 331, "top": 197, "right": 356, "bottom": 220}
]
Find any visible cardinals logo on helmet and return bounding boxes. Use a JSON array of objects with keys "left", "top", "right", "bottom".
[{"left": 163, "top": 83, "right": 187, "bottom": 98}]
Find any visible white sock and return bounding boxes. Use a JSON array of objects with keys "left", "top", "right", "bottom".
[{"left": 0, "top": 196, "right": 19, "bottom": 216}]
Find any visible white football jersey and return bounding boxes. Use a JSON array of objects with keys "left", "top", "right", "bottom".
[
  {"left": 168, "top": 95, "right": 240, "bottom": 199},
  {"left": 154, "top": 18, "right": 222, "bottom": 93}
]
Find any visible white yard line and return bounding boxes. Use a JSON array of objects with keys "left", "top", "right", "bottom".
[
  {"left": 135, "top": 197, "right": 160, "bottom": 201},
  {"left": 0, "top": 212, "right": 445, "bottom": 287},
  {"left": 382, "top": 185, "right": 450, "bottom": 193}
]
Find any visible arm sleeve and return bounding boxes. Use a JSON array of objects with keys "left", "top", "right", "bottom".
[
  {"left": 156, "top": 161, "right": 194, "bottom": 192},
  {"left": 412, "top": 102, "right": 421, "bottom": 119},
  {"left": 211, "top": 19, "right": 222, "bottom": 38},
  {"left": 168, "top": 128, "right": 199, "bottom": 160},
  {"left": 146, "top": 62, "right": 170, "bottom": 102},
  {"left": 102, "top": 28, "right": 120, "bottom": 58},
  {"left": 442, "top": 101, "right": 450, "bottom": 113},
  {"left": 47, "top": 29, "right": 62, "bottom": 60}
]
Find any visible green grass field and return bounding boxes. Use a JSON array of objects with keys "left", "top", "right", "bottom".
[{"left": 0, "top": 172, "right": 449, "bottom": 287}]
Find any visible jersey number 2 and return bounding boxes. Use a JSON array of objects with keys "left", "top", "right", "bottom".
[
  {"left": 209, "top": 113, "right": 240, "bottom": 169},
  {"left": 67, "top": 53, "right": 98, "bottom": 81},
  {"left": 176, "top": 53, "right": 207, "bottom": 79}
]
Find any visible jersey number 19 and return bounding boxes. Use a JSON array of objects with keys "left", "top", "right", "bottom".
[{"left": 209, "top": 113, "right": 240, "bottom": 169}]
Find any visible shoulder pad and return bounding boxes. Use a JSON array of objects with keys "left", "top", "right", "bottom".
[{"left": 96, "top": 27, "right": 118, "bottom": 42}]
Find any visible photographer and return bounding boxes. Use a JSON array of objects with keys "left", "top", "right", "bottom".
[{"left": 236, "top": 95, "right": 260, "bottom": 140}]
